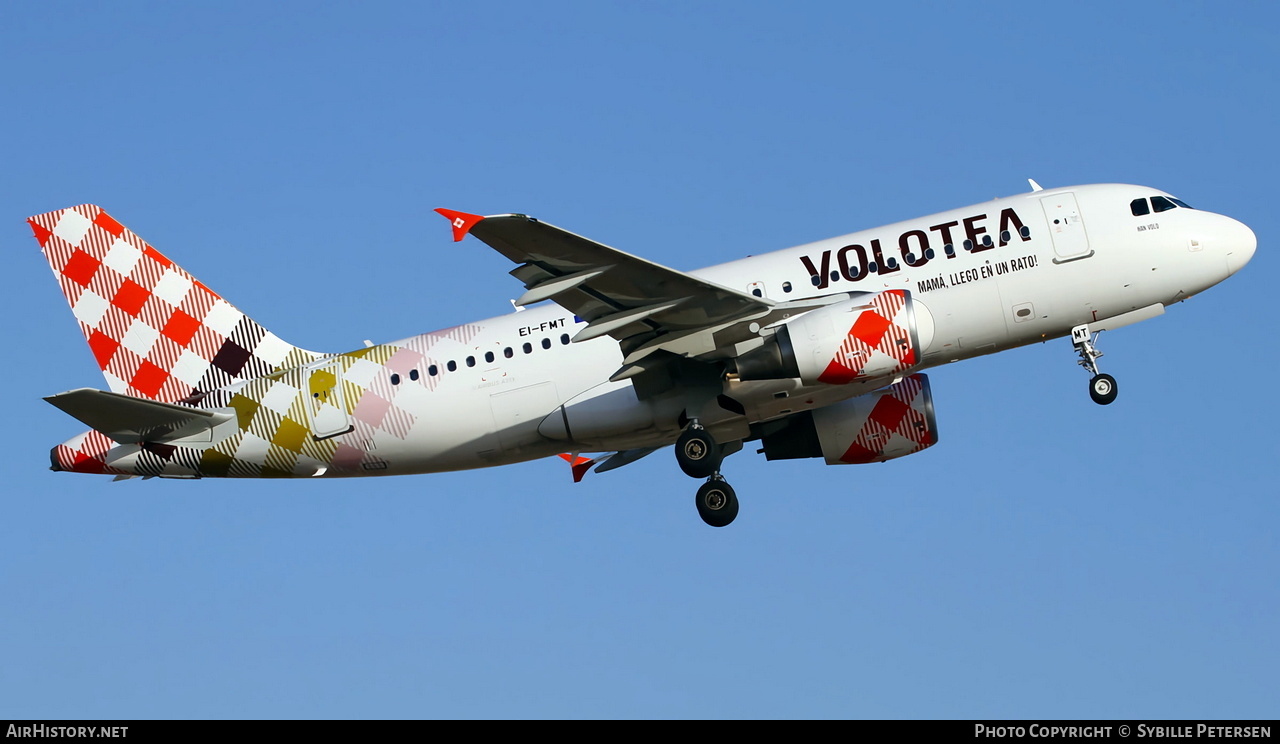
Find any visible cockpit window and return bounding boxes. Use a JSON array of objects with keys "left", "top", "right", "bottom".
[
  {"left": 1151, "top": 196, "right": 1179, "bottom": 213},
  {"left": 1130, "top": 198, "right": 1150, "bottom": 216},
  {"left": 1169, "top": 197, "right": 1193, "bottom": 209}
]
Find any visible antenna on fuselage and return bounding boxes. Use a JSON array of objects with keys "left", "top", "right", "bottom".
[{"left": 1028, "top": 178, "right": 1044, "bottom": 192}]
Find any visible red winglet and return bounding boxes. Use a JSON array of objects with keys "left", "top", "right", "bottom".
[
  {"left": 27, "top": 218, "right": 52, "bottom": 247},
  {"left": 558, "top": 453, "right": 595, "bottom": 484},
  {"left": 434, "top": 208, "right": 485, "bottom": 242}
]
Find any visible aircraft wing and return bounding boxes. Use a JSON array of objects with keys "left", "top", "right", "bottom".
[
  {"left": 437, "top": 209, "right": 774, "bottom": 350},
  {"left": 45, "top": 388, "right": 233, "bottom": 444}
]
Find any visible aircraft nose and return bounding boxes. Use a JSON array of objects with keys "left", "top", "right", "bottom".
[{"left": 1223, "top": 217, "right": 1256, "bottom": 275}]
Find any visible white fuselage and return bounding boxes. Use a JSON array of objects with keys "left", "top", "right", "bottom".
[{"left": 316, "top": 183, "right": 1255, "bottom": 475}]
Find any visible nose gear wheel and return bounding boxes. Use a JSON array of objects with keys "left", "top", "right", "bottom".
[
  {"left": 1072, "top": 325, "right": 1119, "bottom": 406},
  {"left": 1089, "top": 373, "right": 1118, "bottom": 405}
]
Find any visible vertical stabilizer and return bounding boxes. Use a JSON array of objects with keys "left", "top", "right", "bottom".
[{"left": 28, "top": 204, "right": 322, "bottom": 402}]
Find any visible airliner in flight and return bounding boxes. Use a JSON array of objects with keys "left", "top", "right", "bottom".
[{"left": 30, "top": 182, "right": 1255, "bottom": 526}]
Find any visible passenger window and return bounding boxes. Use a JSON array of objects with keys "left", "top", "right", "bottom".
[
  {"left": 466, "top": 356, "right": 476, "bottom": 368},
  {"left": 751, "top": 287, "right": 763, "bottom": 297},
  {"left": 409, "top": 369, "right": 419, "bottom": 381},
  {"left": 782, "top": 281, "right": 792, "bottom": 293},
  {"left": 541, "top": 338, "right": 551, "bottom": 350},
  {"left": 428, "top": 364, "right": 438, "bottom": 376},
  {"left": 390, "top": 374, "right": 400, "bottom": 385},
  {"left": 447, "top": 360, "right": 457, "bottom": 372},
  {"left": 1131, "top": 198, "right": 1151, "bottom": 216},
  {"left": 1151, "top": 196, "right": 1177, "bottom": 213},
  {"left": 523, "top": 342, "right": 532, "bottom": 354},
  {"left": 504, "top": 347, "right": 513, "bottom": 359},
  {"left": 560, "top": 334, "right": 570, "bottom": 345},
  {"left": 484, "top": 351, "right": 494, "bottom": 363}
]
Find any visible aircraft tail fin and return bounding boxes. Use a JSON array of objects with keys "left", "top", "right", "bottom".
[{"left": 28, "top": 205, "right": 322, "bottom": 403}]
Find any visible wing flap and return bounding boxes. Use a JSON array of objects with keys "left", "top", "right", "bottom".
[
  {"left": 442, "top": 211, "right": 772, "bottom": 347},
  {"left": 45, "top": 388, "right": 233, "bottom": 444},
  {"left": 514, "top": 267, "right": 612, "bottom": 307}
]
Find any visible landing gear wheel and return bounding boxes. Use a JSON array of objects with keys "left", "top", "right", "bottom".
[
  {"left": 676, "top": 426, "right": 720, "bottom": 478},
  {"left": 696, "top": 478, "right": 739, "bottom": 527},
  {"left": 1089, "top": 373, "right": 1118, "bottom": 406}
]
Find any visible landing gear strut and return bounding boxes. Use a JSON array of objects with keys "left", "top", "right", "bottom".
[{"left": 1072, "top": 324, "right": 1118, "bottom": 405}]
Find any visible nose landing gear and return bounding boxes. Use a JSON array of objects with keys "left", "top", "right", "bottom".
[{"left": 1073, "top": 324, "right": 1118, "bottom": 405}]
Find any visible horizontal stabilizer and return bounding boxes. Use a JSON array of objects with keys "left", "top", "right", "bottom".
[{"left": 44, "top": 388, "right": 232, "bottom": 444}]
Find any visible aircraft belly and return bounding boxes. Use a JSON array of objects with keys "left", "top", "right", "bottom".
[
  {"left": 490, "top": 382, "right": 563, "bottom": 453},
  {"left": 544, "top": 379, "right": 662, "bottom": 448}
]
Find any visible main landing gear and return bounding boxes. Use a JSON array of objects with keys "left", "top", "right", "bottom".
[
  {"left": 676, "top": 421, "right": 739, "bottom": 527},
  {"left": 675, "top": 423, "right": 720, "bottom": 478},
  {"left": 1072, "top": 324, "right": 1118, "bottom": 406},
  {"left": 696, "top": 477, "right": 739, "bottom": 528}
]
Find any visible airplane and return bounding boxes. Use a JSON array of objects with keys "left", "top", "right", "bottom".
[{"left": 28, "top": 181, "right": 1255, "bottom": 526}]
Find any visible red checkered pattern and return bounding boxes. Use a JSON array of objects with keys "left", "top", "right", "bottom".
[
  {"left": 818, "top": 289, "right": 917, "bottom": 384},
  {"left": 51, "top": 430, "right": 127, "bottom": 475},
  {"left": 29, "top": 205, "right": 317, "bottom": 403},
  {"left": 838, "top": 374, "right": 934, "bottom": 464}
]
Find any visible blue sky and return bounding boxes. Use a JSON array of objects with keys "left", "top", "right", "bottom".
[{"left": 1, "top": 1, "right": 1275, "bottom": 719}]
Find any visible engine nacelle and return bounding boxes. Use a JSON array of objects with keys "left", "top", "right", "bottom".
[
  {"left": 737, "top": 289, "right": 921, "bottom": 385},
  {"left": 760, "top": 374, "right": 938, "bottom": 464}
]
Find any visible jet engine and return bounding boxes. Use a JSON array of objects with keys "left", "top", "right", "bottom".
[
  {"left": 736, "top": 289, "right": 922, "bottom": 385},
  {"left": 758, "top": 374, "right": 938, "bottom": 464}
]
